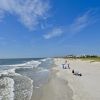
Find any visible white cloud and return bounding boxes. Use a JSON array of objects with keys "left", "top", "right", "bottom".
[
  {"left": 44, "top": 10, "right": 98, "bottom": 40},
  {"left": 0, "top": 0, "right": 50, "bottom": 30},
  {"left": 68, "top": 10, "right": 95, "bottom": 35},
  {"left": 43, "top": 28, "right": 63, "bottom": 39}
]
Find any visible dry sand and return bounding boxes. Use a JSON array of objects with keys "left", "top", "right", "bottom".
[
  {"left": 54, "top": 58, "right": 100, "bottom": 100},
  {"left": 31, "top": 58, "right": 100, "bottom": 100}
]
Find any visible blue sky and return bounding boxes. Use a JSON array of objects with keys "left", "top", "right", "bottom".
[{"left": 0, "top": 0, "right": 100, "bottom": 58}]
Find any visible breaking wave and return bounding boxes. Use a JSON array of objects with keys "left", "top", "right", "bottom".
[{"left": 0, "top": 59, "right": 42, "bottom": 100}]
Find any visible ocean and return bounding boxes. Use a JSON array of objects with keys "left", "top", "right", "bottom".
[{"left": 0, "top": 58, "right": 53, "bottom": 100}]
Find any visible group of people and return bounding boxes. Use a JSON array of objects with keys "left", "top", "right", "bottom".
[
  {"left": 62, "top": 60, "right": 70, "bottom": 69},
  {"left": 62, "top": 60, "right": 82, "bottom": 76}
]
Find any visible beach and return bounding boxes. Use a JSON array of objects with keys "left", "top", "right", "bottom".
[
  {"left": 31, "top": 58, "right": 100, "bottom": 100},
  {"left": 1, "top": 58, "right": 100, "bottom": 100}
]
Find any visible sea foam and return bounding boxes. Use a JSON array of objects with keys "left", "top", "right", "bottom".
[
  {"left": 0, "top": 77, "right": 14, "bottom": 100},
  {"left": 0, "top": 60, "right": 41, "bottom": 100}
]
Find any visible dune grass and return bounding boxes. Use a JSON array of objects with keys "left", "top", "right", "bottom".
[{"left": 79, "top": 57, "right": 100, "bottom": 62}]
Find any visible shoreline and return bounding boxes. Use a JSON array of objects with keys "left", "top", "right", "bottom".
[
  {"left": 31, "top": 58, "right": 73, "bottom": 100},
  {"left": 31, "top": 58, "right": 100, "bottom": 100}
]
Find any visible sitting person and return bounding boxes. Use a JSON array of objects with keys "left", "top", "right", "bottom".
[{"left": 72, "top": 69, "right": 82, "bottom": 76}]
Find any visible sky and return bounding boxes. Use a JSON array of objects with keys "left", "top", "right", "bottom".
[{"left": 0, "top": 0, "right": 100, "bottom": 58}]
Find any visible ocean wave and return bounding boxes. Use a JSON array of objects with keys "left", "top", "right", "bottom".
[
  {"left": 8, "top": 60, "right": 41, "bottom": 68},
  {"left": 0, "top": 60, "right": 39, "bottom": 100},
  {"left": 0, "top": 70, "right": 33, "bottom": 100},
  {"left": 0, "top": 58, "right": 51, "bottom": 100},
  {"left": 0, "top": 60, "right": 41, "bottom": 77},
  {"left": 40, "top": 58, "right": 52, "bottom": 62},
  {"left": 37, "top": 67, "right": 49, "bottom": 73},
  {"left": 12, "top": 75, "right": 33, "bottom": 100},
  {"left": 41, "top": 58, "right": 47, "bottom": 62}
]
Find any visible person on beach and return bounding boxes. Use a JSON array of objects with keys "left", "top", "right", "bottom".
[
  {"left": 62, "top": 61, "right": 67, "bottom": 69},
  {"left": 62, "top": 64, "right": 65, "bottom": 69},
  {"left": 72, "top": 69, "right": 74, "bottom": 73},
  {"left": 65, "top": 60, "right": 70, "bottom": 69},
  {"left": 72, "top": 69, "right": 82, "bottom": 76},
  {"left": 67, "top": 63, "right": 70, "bottom": 69},
  {"left": 62, "top": 60, "right": 70, "bottom": 69},
  {"left": 64, "top": 60, "right": 67, "bottom": 69}
]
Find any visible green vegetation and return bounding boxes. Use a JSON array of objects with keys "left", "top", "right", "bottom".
[
  {"left": 79, "top": 55, "right": 100, "bottom": 62},
  {"left": 63, "top": 55, "right": 100, "bottom": 62}
]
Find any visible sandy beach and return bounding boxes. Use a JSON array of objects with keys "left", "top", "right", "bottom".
[{"left": 31, "top": 58, "right": 100, "bottom": 100}]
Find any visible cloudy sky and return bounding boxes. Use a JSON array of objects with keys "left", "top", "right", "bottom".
[{"left": 0, "top": 0, "right": 100, "bottom": 58}]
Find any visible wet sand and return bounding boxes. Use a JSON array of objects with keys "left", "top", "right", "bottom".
[{"left": 31, "top": 59, "right": 73, "bottom": 100}]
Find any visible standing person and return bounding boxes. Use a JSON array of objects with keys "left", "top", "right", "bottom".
[
  {"left": 62, "top": 64, "right": 65, "bottom": 69},
  {"left": 64, "top": 60, "right": 67, "bottom": 69},
  {"left": 65, "top": 60, "right": 70, "bottom": 69},
  {"left": 68, "top": 63, "right": 70, "bottom": 69}
]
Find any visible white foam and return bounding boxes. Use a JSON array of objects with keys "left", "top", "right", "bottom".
[
  {"left": 0, "top": 77, "right": 14, "bottom": 100},
  {"left": 27, "top": 78, "right": 33, "bottom": 100},
  {"left": 8, "top": 60, "right": 41, "bottom": 68},
  {"left": 0, "top": 59, "right": 42, "bottom": 100},
  {"left": 46, "top": 58, "right": 52, "bottom": 60},
  {"left": 37, "top": 67, "right": 49, "bottom": 73},
  {"left": 41, "top": 58, "right": 52, "bottom": 62},
  {"left": 13, "top": 74, "right": 33, "bottom": 100},
  {"left": 0, "top": 68, "right": 20, "bottom": 77},
  {"left": 0, "top": 60, "right": 41, "bottom": 77},
  {"left": 41, "top": 59, "right": 47, "bottom": 62}
]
